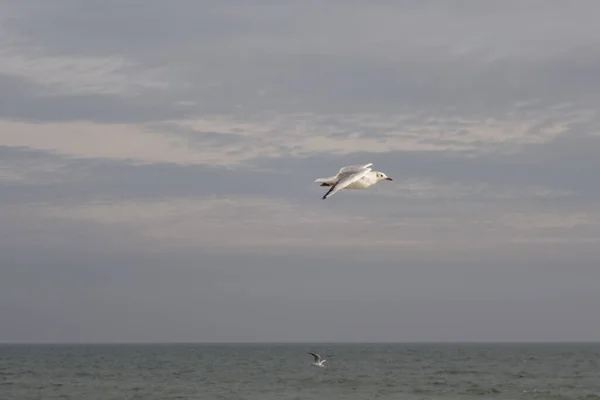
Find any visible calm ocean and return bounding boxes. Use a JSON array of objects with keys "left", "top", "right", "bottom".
[{"left": 0, "top": 343, "right": 598, "bottom": 399}]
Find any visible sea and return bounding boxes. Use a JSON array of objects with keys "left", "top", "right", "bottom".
[{"left": 0, "top": 343, "right": 599, "bottom": 399}]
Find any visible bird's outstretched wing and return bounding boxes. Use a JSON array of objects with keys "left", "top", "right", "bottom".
[
  {"left": 314, "top": 163, "right": 372, "bottom": 185},
  {"left": 339, "top": 163, "right": 373, "bottom": 174},
  {"left": 308, "top": 352, "right": 321, "bottom": 362},
  {"left": 322, "top": 168, "right": 371, "bottom": 199}
]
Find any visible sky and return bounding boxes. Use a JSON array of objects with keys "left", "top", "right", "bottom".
[{"left": 1, "top": 0, "right": 600, "bottom": 343}]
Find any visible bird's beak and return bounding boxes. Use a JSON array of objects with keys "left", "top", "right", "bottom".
[{"left": 385, "top": 177, "right": 393, "bottom": 181}]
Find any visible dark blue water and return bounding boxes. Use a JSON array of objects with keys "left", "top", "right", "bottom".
[{"left": 1, "top": 343, "right": 599, "bottom": 399}]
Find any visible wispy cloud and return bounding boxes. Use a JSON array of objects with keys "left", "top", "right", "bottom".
[
  {"left": 377, "top": 178, "right": 572, "bottom": 200},
  {"left": 0, "top": 155, "right": 66, "bottom": 184},
  {"left": 0, "top": 29, "right": 168, "bottom": 97},
  {"left": 9, "top": 194, "right": 592, "bottom": 256},
  {"left": 500, "top": 212, "right": 595, "bottom": 231},
  {"left": 36, "top": 197, "right": 424, "bottom": 251},
  {"left": 1, "top": 107, "right": 592, "bottom": 169}
]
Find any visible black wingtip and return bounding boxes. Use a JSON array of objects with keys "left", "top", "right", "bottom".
[{"left": 322, "top": 183, "right": 337, "bottom": 200}]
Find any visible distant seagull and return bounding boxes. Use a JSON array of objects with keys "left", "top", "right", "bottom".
[
  {"left": 314, "top": 163, "right": 393, "bottom": 199},
  {"left": 308, "top": 352, "right": 326, "bottom": 368}
]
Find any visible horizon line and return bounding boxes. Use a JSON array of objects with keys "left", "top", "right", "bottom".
[{"left": 1, "top": 340, "right": 599, "bottom": 345}]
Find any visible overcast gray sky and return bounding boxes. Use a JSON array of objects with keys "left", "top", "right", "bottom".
[{"left": 1, "top": 0, "right": 600, "bottom": 343}]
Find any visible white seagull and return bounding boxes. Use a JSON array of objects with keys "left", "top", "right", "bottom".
[
  {"left": 308, "top": 352, "right": 326, "bottom": 368},
  {"left": 314, "top": 163, "right": 393, "bottom": 199}
]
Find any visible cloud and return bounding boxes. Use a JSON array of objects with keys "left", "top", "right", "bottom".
[
  {"left": 378, "top": 178, "right": 571, "bottom": 200},
  {"left": 4, "top": 0, "right": 600, "bottom": 122},
  {"left": 0, "top": 106, "right": 592, "bottom": 170},
  {"left": 36, "top": 196, "right": 426, "bottom": 251},
  {"left": 0, "top": 155, "right": 66, "bottom": 184},
  {"left": 0, "top": 120, "right": 211, "bottom": 165},
  {"left": 7, "top": 193, "right": 592, "bottom": 257},
  {"left": 0, "top": 28, "right": 168, "bottom": 97},
  {"left": 501, "top": 212, "right": 594, "bottom": 231}
]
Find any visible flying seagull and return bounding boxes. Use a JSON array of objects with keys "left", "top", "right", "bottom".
[
  {"left": 308, "top": 352, "right": 326, "bottom": 368},
  {"left": 314, "top": 163, "right": 393, "bottom": 199}
]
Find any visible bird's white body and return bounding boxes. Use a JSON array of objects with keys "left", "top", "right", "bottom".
[
  {"left": 314, "top": 163, "right": 393, "bottom": 199},
  {"left": 308, "top": 352, "right": 326, "bottom": 368}
]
